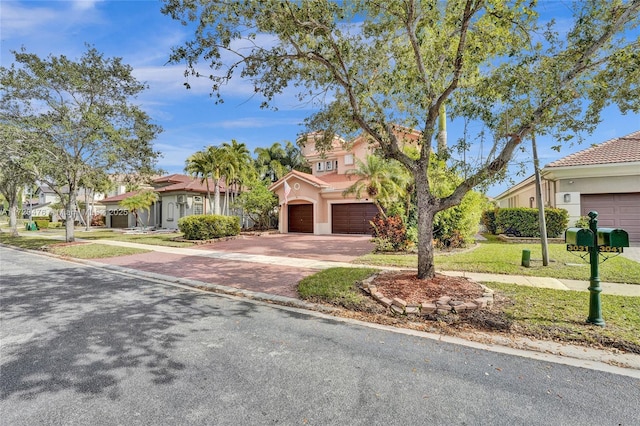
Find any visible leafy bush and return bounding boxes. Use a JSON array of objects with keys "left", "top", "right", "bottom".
[
  {"left": 481, "top": 209, "right": 498, "bottom": 234},
  {"left": 433, "top": 190, "right": 484, "bottom": 248},
  {"left": 91, "top": 214, "right": 105, "bottom": 227},
  {"left": 34, "top": 219, "right": 49, "bottom": 229},
  {"left": 178, "top": 214, "right": 240, "bottom": 240},
  {"left": 370, "top": 214, "right": 411, "bottom": 252},
  {"left": 496, "top": 208, "right": 569, "bottom": 237},
  {"left": 233, "top": 179, "right": 278, "bottom": 230},
  {"left": 574, "top": 216, "right": 590, "bottom": 228}
]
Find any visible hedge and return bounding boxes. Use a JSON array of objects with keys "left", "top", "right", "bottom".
[
  {"left": 178, "top": 214, "right": 240, "bottom": 240},
  {"left": 484, "top": 207, "right": 569, "bottom": 237},
  {"left": 32, "top": 216, "right": 50, "bottom": 230}
]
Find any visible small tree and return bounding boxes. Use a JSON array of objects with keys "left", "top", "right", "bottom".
[
  {"left": 0, "top": 128, "right": 35, "bottom": 236},
  {"left": 234, "top": 179, "right": 278, "bottom": 230},
  {"left": 1, "top": 46, "right": 161, "bottom": 242},
  {"left": 119, "top": 190, "right": 159, "bottom": 230}
]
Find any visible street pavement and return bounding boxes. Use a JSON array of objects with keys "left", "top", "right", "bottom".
[{"left": 1, "top": 247, "right": 639, "bottom": 425}]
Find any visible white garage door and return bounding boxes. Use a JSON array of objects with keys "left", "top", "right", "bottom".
[{"left": 581, "top": 193, "right": 640, "bottom": 243}]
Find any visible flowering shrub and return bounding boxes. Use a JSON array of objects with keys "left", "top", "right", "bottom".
[{"left": 370, "top": 214, "right": 411, "bottom": 252}]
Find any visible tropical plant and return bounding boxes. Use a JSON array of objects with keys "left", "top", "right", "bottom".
[
  {"left": 119, "top": 190, "right": 159, "bottom": 229},
  {"left": 342, "top": 155, "right": 410, "bottom": 216},
  {"left": 185, "top": 145, "right": 233, "bottom": 215},
  {"left": 233, "top": 178, "right": 278, "bottom": 230}
]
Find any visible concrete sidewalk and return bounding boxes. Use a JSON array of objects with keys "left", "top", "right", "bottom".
[{"left": 83, "top": 238, "right": 640, "bottom": 297}]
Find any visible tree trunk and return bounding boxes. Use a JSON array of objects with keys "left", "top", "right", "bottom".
[
  {"left": 213, "top": 179, "right": 221, "bottom": 215},
  {"left": 8, "top": 200, "right": 19, "bottom": 237},
  {"left": 65, "top": 192, "right": 76, "bottom": 242},
  {"left": 415, "top": 172, "right": 437, "bottom": 279}
]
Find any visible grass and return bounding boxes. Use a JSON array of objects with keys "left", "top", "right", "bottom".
[
  {"left": 355, "top": 242, "right": 640, "bottom": 284},
  {"left": 74, "top": 229, "right": 194, "bottom": 247},
  {"left": 0, "top": 233, "right": 150, "bottom": 258},
  {"left": 488, "top": 282, "right": 640, "bottom": 351},
  {"left": 48, "top": 243, "right": 150, "bottom": 259},
  {"left": 0, "top": 233, "right": 64, "bottom": 250},
  {"left": 298, "top": 267, "right": 378, "bottom": 308}
]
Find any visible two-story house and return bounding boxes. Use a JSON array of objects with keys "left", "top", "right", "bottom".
[{"left": 269, "top": 129, "right": 420, "bottom": 235}]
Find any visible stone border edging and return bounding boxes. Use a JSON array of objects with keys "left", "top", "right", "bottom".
[{"left": 360, "top": 272, "right": 494, "bottom": 317}]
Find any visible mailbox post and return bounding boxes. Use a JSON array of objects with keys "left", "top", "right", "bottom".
[
  {"left": 565, "top": 211, "right": 629, "bottom": 328},
  {"left": 586, "top": 211, "right": 604, "bottom": 326}
]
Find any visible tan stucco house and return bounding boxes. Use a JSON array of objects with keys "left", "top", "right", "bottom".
[
  {"left": 269, "top": 130, "right": 420, "bottom": 235},
  {"left": 494, "top": 131, "right": 640, "bottom": 242}
]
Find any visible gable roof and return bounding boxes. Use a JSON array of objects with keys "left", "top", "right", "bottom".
[
  {"left": 546, "top": 130, "right": 640, "bottom": 168},
  {"left": 269, "top": 169, "right": 331, "bottom": 191}
]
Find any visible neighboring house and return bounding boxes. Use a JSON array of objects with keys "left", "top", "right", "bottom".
[
  {"left": 24, "top": 185, "right": 105, "bottom": 221},
  {"left": 99, "top": 173, "right": 240, "bottom": 230},
  {"left": 494, "top": 131, "right": 640, "bottom": 242},
  {"left": 269, "top": 130, "right": 420, "bottom": 235}
]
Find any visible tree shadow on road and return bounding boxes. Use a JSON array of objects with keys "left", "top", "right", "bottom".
[{"left": 0, "top": 264, "right": 232, "bottom": 400}]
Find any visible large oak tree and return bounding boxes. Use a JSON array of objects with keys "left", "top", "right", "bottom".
[
  {"left": 1, "top": 47, "right": 162, "bottom": 242},
  {"left": 162, "top": 0, "right": 639, "bottom": 279}
]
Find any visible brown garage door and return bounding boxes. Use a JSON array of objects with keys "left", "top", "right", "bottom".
[
  {"left": 581, "top": 193, "right": 640, "bottom": 242},
  {"left": 288, "top": 204, "right": 313, "bottom": 233},
  {"left": 332, "top": 203, "right": 379, "bottom": 234},
  {"left": 110, "top": 210, "right": 129, "bottom": 228}
]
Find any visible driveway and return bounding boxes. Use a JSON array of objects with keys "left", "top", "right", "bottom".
[
  {"left": 93, "top": 234, "right": 376, "bottom": 299},
  {"left": 194, "top": 233, "right": 375, "bottom": 263}
]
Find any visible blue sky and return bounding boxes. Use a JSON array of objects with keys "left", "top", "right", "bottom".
[{"left": 2, "top": 0, "right": 639, "bottom": 197}]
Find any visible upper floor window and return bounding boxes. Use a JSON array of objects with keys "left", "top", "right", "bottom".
[
  {"left": 344, "top": 154, "right": 354, "bottom": 165},
  {"left": 316, "top": 162, "right": 325, "bottom": 172},
  {"left": 326, "top": 161, "right": 333, "bottom": 171}
]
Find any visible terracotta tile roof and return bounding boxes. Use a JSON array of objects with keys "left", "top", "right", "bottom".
[
  {"left": 98, "top": 190, "right": 141, "bottom": 204},
  {"left": 546, "top": 130, "right": 640, "bottom": 168},
  {"left": 153, "top": 174, "right": 226, "bottom": 193}
]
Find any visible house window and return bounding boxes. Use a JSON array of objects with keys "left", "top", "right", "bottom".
[
  {"left": 193, "top": 203, "right": 203, "bottom": 215},
  {"left": 563, "top": 193, "right": 571, "bottom": 203},
  {"left": 326, "top": 161, "right": 333, "bottom": 171},
  {"left": 344, "top": 154, "right": 354, "bottom": 165},
  {"left": 316, "top": 162, "right": 325, "bottom": 172}
]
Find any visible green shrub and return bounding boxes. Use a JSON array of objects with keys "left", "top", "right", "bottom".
[
  {"left": 433, "top": 190, "right": 484, "bottom": 247},
  {"left": 178, "top": 214, "right": 240, "bottom": 240},
  {"left": 574, "top": 216, "right": 590, "bottom": 228},
  {"left": 496, "top": 208, "right": 569, "bottom": 237},
  {"left": 49, "top": 222, "right": 63, "bottom": 228},
  {"left": 34, "top": 219, "right": 49, "bottom": 229},
  {"left": 371, "top": 214, "right": 411, "bottom": 252},
  {"left": 32, "top": 216, "right": 50, "bottom": 222},
  {"left": 481, "top": 209, "right": 498, "bottom": 234}
]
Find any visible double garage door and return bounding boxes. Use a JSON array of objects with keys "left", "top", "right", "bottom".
[
  {"left": 581, "top": 193, "right": 640, "bottom": 243},
  {"left": 332, "top": 203, "right": 379, "bottom": 235},
  {"left": 287, "top": 203, "right": 379, "bottom": 234}
]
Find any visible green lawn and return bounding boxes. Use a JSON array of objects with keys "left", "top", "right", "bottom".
[
  {"left": 49, "top": 243, "right": 150, "bottom": 259},
  {"left": 74, "top": 229, "right": 194, "bottom": 247},
  {"left": 0, "top": 234, "right": 150, "bottom": 258},
  {"left": 489, "top": 282, "right": 640, "bottom": 351},
  {"left": 355, "top": 242, "right": 640, "bottom": 284}
]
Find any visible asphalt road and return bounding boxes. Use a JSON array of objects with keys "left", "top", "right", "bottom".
[{"left": 1, "top": 246, "right": 639, "bottom": 425}]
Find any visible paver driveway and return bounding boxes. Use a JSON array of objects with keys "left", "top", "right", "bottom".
[
  {"left": 95, "top": 234, "right": 375, "bottom": 298},
  {"left": 194, "top": 233, "right": 375, "bottom": 262}
]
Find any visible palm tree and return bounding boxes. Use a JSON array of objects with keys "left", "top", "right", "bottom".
[
  {"left": 254, "top": 142, "right": 287, "bottom": 182},
  {"left": 342, "top": 154, "right": 410, "bottom": 216},
  {"left": 119, "top": 190, "right": 159, "bottom": 230},
  {"left": 221, "top": 140, "right": 253, "bottom": 214},
  {"left": 283, "top": 141, "right": 311, "bottom": 173},
  {"left": 185, "top": 150, "right": 214, "bottom": 213}
]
